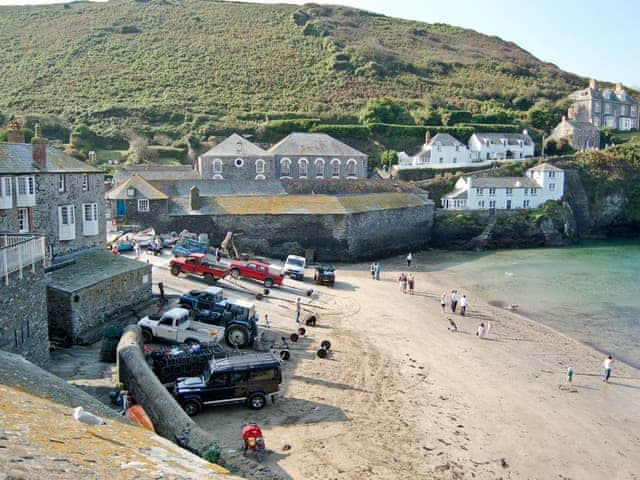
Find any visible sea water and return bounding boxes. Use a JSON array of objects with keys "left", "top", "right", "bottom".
[{"left": 424, "top": 241, "right": 640, "bottom": 368}]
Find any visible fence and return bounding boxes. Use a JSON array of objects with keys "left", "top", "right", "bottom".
[{"left": 0, "top": 233, "right": 46, "bottom": 285}]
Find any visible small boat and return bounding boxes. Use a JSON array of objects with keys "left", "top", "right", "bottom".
[
  {"left": 125, "top": 405, "right": 155, "bottom": 432},
  {"left": 133, "top": 228, "right": 156, "bottom": 247}
]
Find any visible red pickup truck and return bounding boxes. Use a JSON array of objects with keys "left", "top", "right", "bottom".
[
  {"left": 229, "top": 260, "right": 284, "bottom": 288},
  {"left": 170, "top": 254, "right": 230, "bottom": 285}
]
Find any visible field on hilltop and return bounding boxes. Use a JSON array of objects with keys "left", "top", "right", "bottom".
[{"left": 0, "top": 0, "right": 590, "bottom": 161}]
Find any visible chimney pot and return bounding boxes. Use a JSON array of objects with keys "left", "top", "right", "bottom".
[
  {"left": 189, "top": 185, "right": 201, "bottom": 211},
  {"left": 615, "top": 82, "right": 624, "bottom": 94},
  {"left": 32, "top": 123, "right": 48, "bottom": 170},
  {"left": 589, "top": 79, "right": 597, "bottom": 90}
]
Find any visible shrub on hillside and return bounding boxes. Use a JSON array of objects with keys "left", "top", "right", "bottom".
[
  {"left": 309, "top": 124, "right": 370, "bottom": 141},
  {"left": 359, "top": 97, "right": 414, "bottom": 126}
]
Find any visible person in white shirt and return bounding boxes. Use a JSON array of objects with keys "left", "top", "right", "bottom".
[
  {"left": 603, "top": 355, "right": 615, "bottom": 383},
  {"left": 460, "top": 295, "right": 468, "bottom": 316},
  {"left": 477, "top": 322, "right": 486, "bottom": 338},
  {"left": 450, "top": 290, "right": 458, "bottom": 313},
  {"left": 406, "top": 252, "right": 413, "bottom": 268},
  {"left": 440, "top": 292, "right": 447, "bottom": 313}
]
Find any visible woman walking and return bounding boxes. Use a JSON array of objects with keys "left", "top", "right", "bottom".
[
  {"left": 440, "top": 292, "right": 447, "bottom": 313},
  {"left": 408, "top": 274, "right": 415, "bottom": 295}
]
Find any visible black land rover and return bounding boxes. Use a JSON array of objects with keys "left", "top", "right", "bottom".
[{"left": 173, "top": 353, "right": 282, "bottom": 416}]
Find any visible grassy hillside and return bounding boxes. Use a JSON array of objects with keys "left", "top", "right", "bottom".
[{"left": 0, "top": 0, "right": 586, "bottom": 143}]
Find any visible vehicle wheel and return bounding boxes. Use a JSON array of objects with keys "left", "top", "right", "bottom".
[
  {"left": 231, "top": 269, "right": 240, "bottom": 279},
  {"left": 290, "top": 333, "right": 299, "bottom": 342},
  {"left": 184, "top": 338, "right": 200, "bottom": 347},
  {"left": 170, "top": 265, "right": 181, "bottom": 276},
  {"left": 317, "top": 348, "right": 328, "bottom": 359},
  {"left": 225, "top": 325, "right": 249, "bottom": 348},
  {"left": 247, "top": 392, "right": 267, "bottom": 410},
  {"left": 280, "top": 350, "right": 291, "bottom": 361},
  {"left": 297, "top": 327, "right": 306, "bottom": 336},
  {"left": 263, "top": 278, "right": 274, "bottom": 289},
  {"left": 320, "top": 340, "right": 331, "bottom": 350},
  {"left": 141, "top": 328, "right": 153, "bottom": 344},
  {"left": 183, "top": 399, "right": 201, "bottom": 416},
  {"left": 203, "top": 273, "right": 216, "bottom": 285}
]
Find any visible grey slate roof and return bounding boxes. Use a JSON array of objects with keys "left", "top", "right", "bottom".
[
  {"left": 528, "top": 163, "right": 562, "bottom": 172},
  {"left": 472, "top": 132, "right": 534, "bottom": 146},
  {"left": 429, "top": 133, "right": 464, "bottom": 147},
  {"left": 151, "top": 179, "right": 287, "bottom": 197},
  {"left": 471, "top": 177, "right": 538, "bottom": 188},
  {"left": 444, "top": 189, "right": 468, "bottom": 199},
  {"left": 0, "top": 144, "right": 100, "bottom": 174},
  {"left": 112, "top": 165, "right": 198, "bottom": 184},
  {"left": 106, "top": 175, "right": 169, "bottom": 200},
  {"left": 200, "top": 133, "right": 268, "bottom": 157},
  {"left": 268, "top": 133, "right": 366, "bottom": 157}
]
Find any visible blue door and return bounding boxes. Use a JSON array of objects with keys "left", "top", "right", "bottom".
[
  {"left": 506, "top": 199, "right": 512, "bottom": 210},
  {"left": 116, "top": 200, "right": 125, "bottom": 217}
]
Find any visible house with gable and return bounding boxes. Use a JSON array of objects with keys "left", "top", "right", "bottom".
[
  {"left": 398, "top": 132, "right": 474, "bottom": 168},
  {"left": 468, "top": 131, "right": 534, "bottom": 161},
  {"left": 442, "top": 163, "right": 564, "bottom": 210},
  {"left": 105, "top": 174, "right": 169, "bottom": 225},
  {"left": 568, "top": 79, "right": 639, "bottom": 130},
  {"left": 197, "top": 133, "right": 274, "bottom": 181}
]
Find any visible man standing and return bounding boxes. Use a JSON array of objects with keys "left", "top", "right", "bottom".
[
  {"left": 460, "top": 295, "right": 468, "bottom": 316},
  {"left": 450, "top": 290, "right": 458, "bottom": 313},
  {"left": 406, "top": 252, "right": 413, "bottom": 268},
  {"left": 375, "top": 263, "right": 381, "bottom": 280},
  {"left": 440, "top": 292, "right": 447, "bottom": 313},
  {"left": 603, "top": 355, "right": 615, "bottom": 383},
  {"left": 295, "top": 297, "right": 302, "bottom": 323}
]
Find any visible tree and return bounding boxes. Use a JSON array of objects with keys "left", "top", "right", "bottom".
[
  {"left": 527, "top": 99, "right": 564, "bottom": 131},
  {"left": 359, "top": 97, "right": 413, "bottom": 125},
  {"left": 411, "top": 108, "right": 442, "bottom": 126},
  {"left": 127, "top": 133, "right": 157, "bottom": 164},
  {"left": 380, "top": 150, "right": 398, "bottom": 166},
  {"left": 70, "top": 123, "right": 97, "bottom": 152},
  {"left": 544, "top": 137, "right": 575, "bottom": 156}
]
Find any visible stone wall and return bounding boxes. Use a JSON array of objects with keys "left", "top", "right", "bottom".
[
  {"left": 199, "top": 154, "right": 275, "bottom": 181},
  {"left": 113, "top": 198, "right": 168, "bottom": 229},
  {"left": 0, "top": 264, "right": 49, "bottom": 366}
]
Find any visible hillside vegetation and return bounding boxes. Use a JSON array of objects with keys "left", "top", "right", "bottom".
[{"left": 0, "top": 0, "right": 594, "bottom": 161}]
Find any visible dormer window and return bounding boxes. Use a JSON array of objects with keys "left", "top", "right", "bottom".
[{"left": 126, "top": 188, "right": 135, "bottom": 197}]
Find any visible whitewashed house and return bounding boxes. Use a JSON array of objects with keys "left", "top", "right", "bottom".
[
  {"left": 441, "top": 163, "right": 564, "bottom": 210},
  {"left": 397, "top": 132, "right": 475, "bottom": 169},
  {"left": 469, "top": 131, "right": 534, "bottom": 161}
]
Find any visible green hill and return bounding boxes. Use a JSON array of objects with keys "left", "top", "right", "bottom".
[{"left": 0, "top": 0, "right": 587, "bottom": 155}]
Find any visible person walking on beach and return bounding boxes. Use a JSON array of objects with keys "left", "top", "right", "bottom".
[
  {"left": 295, "top": 297, "right": 302, "bottom": 323},
  {"left": 450, "top": 290, "right": 458, "bottom": 313},
  {"left": 408, "top": 274, "right": 415, "bottom": 295},
  {"left": 566, "top": 367, "right": 574, "bottom": 385},
  {"left": 440, "top": 292, "right": 447, "bottom": 313},
  {"left": 370, "top": 262, "right": 375, "bottom": 279},
  {"left": 476, "top": 322, "right": 486, "bottom": 338},
  {"left": 603, "top": 355, "right": 615, "bottom": 383},
  {"left": 447, "top": 317, "right": 458, "bottom": 332},
  {"left": 460, "top": 295, "right": 468, "bottom": 316},
  {"left": 406, "top": 252, "right": 413, "bottom": 268},
  {"left": 374, "top": 263, "right": 381, "bottom": 280},
  {"left": 398, "top": 272, "right": 407, "bottom": 293}
]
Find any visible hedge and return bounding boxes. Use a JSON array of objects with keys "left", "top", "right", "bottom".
[
  {"left": 264, "top": 118, "right": 321, "bottom": 135},
  {"left": 309, "top": 124, "right": 370, "bottom": 141},
  {"left": 460, "top": 123, "right": 523, "bottom": 133},
  {"left": 396, "top": 165, "right": 486, "bottom": 182}
]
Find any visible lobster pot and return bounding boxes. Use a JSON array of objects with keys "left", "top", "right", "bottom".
[{"left": 253, "top": 331, "right": 275, "bottom": 352}]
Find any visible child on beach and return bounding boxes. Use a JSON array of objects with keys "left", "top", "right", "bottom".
[
  {"left": 603, "top": 355, "right": 615, "bottom": 383},
  {"left": 447, "top": 317, "right": 458, "bottom": 332},
  {"left": 476, "top": 322, "right": 486, "bottom": 338},
  {"left": 408, "top": 274, "right": 415, "bottom": 295},
  {"left": 440, "top": 292, "right": 447, "bottom": 313}
]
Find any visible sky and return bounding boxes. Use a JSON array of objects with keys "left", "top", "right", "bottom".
[{"left": 1, "top": 0, "right": 638, "bottom": 87}]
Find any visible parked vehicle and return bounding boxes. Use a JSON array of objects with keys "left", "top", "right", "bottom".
[
  {"left": 241, "top": 423, "right": 266, "bottom": 462},
  {"left": 229, "top": 260, "right": 284, "bottom": 288},
  {"left": 145, "top": 343, "right": 227, "bottom": 384},
  {"left": 173, "top": 353, "right": 282, "bottom": 416},
  {"left": 313, "top": 265, "right": 336, "bottom": 286},
  {"left": 170, "top": 254, "right": 230, "bottom": 284},
  {"left": 283, "top": 254, "right": 306, "bottom": 281},
  {"left": 172, "top": 238, "right": 209, "bottom": 257},
  {"left": 138, "top": 307, "right": 224, "bottom": 345},
  {"left": 179, "top": 287, "right": 226, "bottom": 312},
  {"left": 193, "top": 298, "right": 259, "bottom": 348}
]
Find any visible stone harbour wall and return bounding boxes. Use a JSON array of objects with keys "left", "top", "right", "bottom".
[{"left": 0, "top": 265, "right": 49, "bottom": 366}]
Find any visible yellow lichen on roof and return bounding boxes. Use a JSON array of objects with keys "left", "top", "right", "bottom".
[
  {"left": 0, "top": 384, "right": 235, "bottom": 479},
  {"left": 106, "top": 174, "right": 169, "bottom": 200}
]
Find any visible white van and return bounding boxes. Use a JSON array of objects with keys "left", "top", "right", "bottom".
[{"left": 283, "top": 255, "right": 306, "bottom": 281}]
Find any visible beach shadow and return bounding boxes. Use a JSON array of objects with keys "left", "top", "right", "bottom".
[
  {"left": 606, "top": 381, "right": 640, "bottom": 390},
  {"left": 289, "top": 375, "right": 371, "bottom": 394}
]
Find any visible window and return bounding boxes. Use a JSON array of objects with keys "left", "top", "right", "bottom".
[
  {"left": 82, "top": 174, "right": 89, "bottom": 191},
  {"left": 524, "top": 188, "right": 529, "bottom": 196},
  {"left": 234, "top": 158, "right": 244, "bottom": 168},
  {"left": 298, "top": 159, "right": 308, "bottom": 177},
  {"left": 506, "top": 188, "right": 513, "bottom": 196},
  {"left": 280, "top": 158, "right": 291, "bottom": 177},
  {"left": 489, "top": 200, "right": 496, "bottom": 209},
  {"left": 58, "top": 174, "right": 65, "bottom": 192},
  {"left": 314, "top": 158, "right": 325, "bottom": 178},
  {"left": 137, "top": 199, "right": 150, "bottom": 212},
  {"left": 57, "top": 204, "right": 76, "bottom": 240},
  {"left": 0, "top": 177, "right": 12, "bottom": 209},
  {"left": 548, "top": 171, "right": 555, "bottom": 178},
  {"left": 523, "top": 200, "right": 530, "bottom": 208},
  {"left": 127, "top": 188, "right": 135, "bottom": 197},
  {"left": 17, "top": 176, "right": 34, "bottom": 196},
  {"left": 594, "top": 102, "right": 601, "bottom": 113},
  {"left": 212, "top": 159, "right": 223, "bottom": 174},
  {"left": 489, "top": 188, "right": 496, "bottom": 196},
  {"left": 82, "top": 203, "right": 99, "bottom": 236},
  {"left": 631, "top": 106, "right": 637, "bottom": 116},
  {"left": 439, "top": 157, "right": 444, "bottom": 164},
  {"left": 531, "top": 188, "right": 537, "bottom": 196},
  {"left": 549, "top": 183, "right": 555, "bottom": 190},
  {"left": 594, "top": 117, "right": 601, "bottom": 127},
  {"left": 476, "top": 188, "right": 483, "bottom": 196},
  {"left": 347, "top": 159, "right": 357, "bottom": 177},
  {"left": 18, "top": 208, "right": 29, "bottom": 233},
  {"left": 605, "top": 103, "right": 611, "bottom": 114},
  {"left": 255, "top": 159, "right": 265, "bottom": 174},
  {"left": 453, "top": 158, "right": 457, "bottom": 163},
  {"left": 331, "top": 159, "right": 340, "bottom": 178},
  {"left": 16, "top": 176, "right": 35, "bottom": 206},
  {"left": 478, "top": 200, "right": 485, "bottom": 208},
  {"left": 455, "top": 145, "right": 459, "bottom": 152},
  {"left": 621, "top": 105, "right": 628, "bottom": 116}
]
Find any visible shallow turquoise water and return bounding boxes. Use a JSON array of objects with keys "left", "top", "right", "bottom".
[{"left": 422, "top": 241, "right": 640, "bottom": 368}]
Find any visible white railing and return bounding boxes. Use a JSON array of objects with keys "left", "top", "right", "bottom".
[{"left": 0, "top": 234, "right": 46, "bottom": 285}]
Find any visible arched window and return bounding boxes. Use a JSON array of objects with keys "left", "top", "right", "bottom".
[
  {"left": 314, "top": 158, "right": 325, "bottom": 178},
  {"left": 346, "top": 158, "right": 357, "bottom": 177},
  {"left": 212, "top": 159, "right": 222, "bottom": 174},
  {"left": 298, "top": 158, "right": 308, "bottom": 178},
  {"left": 255, "top": 159, "right": 265, "bottom": 174},
  {"left": 330, "top": 158, "right": 341, "bottom": 178},
  {"left": 280, "top": 158, "right": 291, "bottom": 177}
]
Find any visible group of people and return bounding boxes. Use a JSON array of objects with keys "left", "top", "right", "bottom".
[
  {"left": 397, "top": 272, "right": 415, "bottom": 294},
  {"left": 440, "top": 290, "right": 468, "bottom": 316}
]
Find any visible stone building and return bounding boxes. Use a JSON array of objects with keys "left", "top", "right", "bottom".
[
  {"left": 0, "top": 122, "right": 105, "bottom": 260},
  {"left": 197, "top": 133, "right": 274, "bottom": 181},
  {"left": 568, "top": 79, "right": 639, "bottom": 130},
  {"left": 552, "top": 116, "right": 601, "bottom": 150},
  {"left": 47, "top": 249, "right": 152, "bottom": 344},
  {"left": 0, "top": 234, "right": 49, "bottom": 366},
  {"left": 106, "top": 174, "right": 169, "bottom": 226}
]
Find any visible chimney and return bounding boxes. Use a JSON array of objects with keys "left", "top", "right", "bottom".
[
  {"left": 615, "top": 82, "right": 624, "bottom": 94},
  {"left": 87, "top": 151, "right": 97, "bottom": 164},
  {"left": 7, "top": 120, "right": 25, "bottom": 144},
  {"left": 189, "top": 185, "right": 201, "bottom": 211},
  {"left": 32, "top": 123, "right": 47, "bottom": 170},
  {"left": 589, "top": 79, "right": 597, "bottom": 90},
  {"left": 425, "top": 130, "right": 431, "bottom": 144}
]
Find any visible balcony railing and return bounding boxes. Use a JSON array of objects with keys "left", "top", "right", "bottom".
[{"left": 0, "top": 233, "right": 46, "bottom": 285}]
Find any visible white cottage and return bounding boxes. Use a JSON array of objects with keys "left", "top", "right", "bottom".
[
  {"left": 469, "top": 131, "right": 535, "bottom": 161},
  {"left": 441, "top": 163, "right": 564, "bottom": 210},
  {"left": 398, "top": 132, "right": 474, "bottom": 168}
]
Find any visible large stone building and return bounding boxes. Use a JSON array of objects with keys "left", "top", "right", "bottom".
[
  {"left": 552, "top": 116, "right": 601, "bottom": 150},
  {"left": 568, "top": 79, "right": 639, "bottom": 130},
  {"left": 0, "top": 122, "right": 105, "bottom": 260}
]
